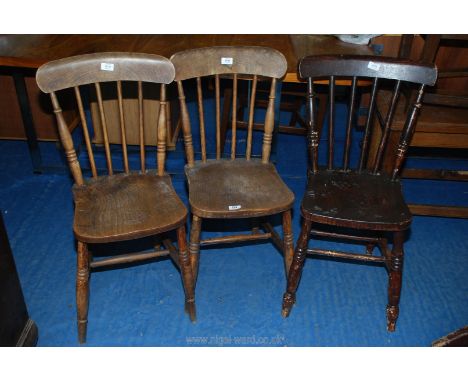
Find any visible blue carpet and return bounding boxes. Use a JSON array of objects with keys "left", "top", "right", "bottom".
[{"left": 1, "top": 101, "right": 467, "bottom": 346}]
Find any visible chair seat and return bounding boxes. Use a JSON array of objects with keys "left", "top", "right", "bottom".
[
  {"left": 185, "top": 159, "right": 294, "bottom": 218},
  {"left": 72, "top": 172, "right": 187, "bottom": 243},
  {"left": 301, "top": 170, "right": 412, "bottom": 230}
]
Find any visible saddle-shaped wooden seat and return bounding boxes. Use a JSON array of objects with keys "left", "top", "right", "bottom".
[{"left": 185, "top": 159, "right": 294, "bottom": 219}]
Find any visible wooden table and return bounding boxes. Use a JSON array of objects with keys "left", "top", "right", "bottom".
[{"left": 0, "top": 34, "right": 374, "bottom": 173}]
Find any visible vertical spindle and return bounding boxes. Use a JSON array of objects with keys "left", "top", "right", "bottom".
[
  {"left": 328, "top": 75, "right": 335, "bottom": 170},
  {"left": 373, "top": 81, "right": 401, "bottom": 173},
  {"left": 138, "top": 81, "right": 145, "bottom": 172},
  {"left": 358, "top": 77, "right": 379, "bottom": 172},
  {"left": 215, "top": 74, "right": 221, "bottom": 160},
  {"left": 116, "top": 81, "right": 129, "bottom": 173},
  {"left": 245, "top": 75, "right": 258, "bottom": 160},
  {"left": 157, "top": 84, "right": 167, "bottom": 176},
  {"left": 51, "top": 92, "right": 83, "bottom": 185},
  {"left": 261, "top": 78, "right": 277, "bottom": 164},
  {"left": 343, "top": 77, "right": 357, "bottom": 171},
  {"left": 231, "top": 74, "right": 238, "bottom": 159},
  {"left": 307, "top": 78, "right": 319, "bottom": 173},
  {"left": 392, "top": 84, "right": 425, "bottom": 180},
  {"left": 177, "top": 81, "right": 195, "bottom": 167},
  {"left": 94, "top": 83, "right": 113, "bottom": 175},
  {"left": 196, "top": 77, "right": 207, "bottom": 162},
  {"left": 74, "top": 86, "right": 97, "bottom": 178}
]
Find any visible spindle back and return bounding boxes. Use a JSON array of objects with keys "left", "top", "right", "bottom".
[
  {"left": 36, "top": 52, "right": 175, "bottom": 185},
  {"left": 170, "top": 46, "right": 287, "bottom": 165},
  {"left": 299, "top": 55, "right": 437, "bottom": 180}
]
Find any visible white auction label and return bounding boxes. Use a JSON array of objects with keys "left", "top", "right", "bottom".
[
  {"left": 100, "top": 63, "right": 115, "bottom": 71},
  {"left": 221, "top": 57, "right": 234, "bottom": 65},
  {"left": 367, "top": 61, "right": 380, "bottom": 71},
  {"left": 228, "top": 205, "right": 241, "bottom": 210}
]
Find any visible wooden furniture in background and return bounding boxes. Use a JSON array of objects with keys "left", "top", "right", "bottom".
[
  {"left": 0, "top": 211, "right": 38, "bottom": 346},
  {"left": 36, "top": 53, "right": 195, "bottom": 343},
  {"left": 282, "top": 55, "right": 437, "bottom": 331},
  {"left": 0, "top": 72, "right": 78, "bottom": 140},
  {"left": 171, "top": 46, "right": 295, "bottom": 285},
  {"left": 370, "top": 35, "right": 468, "bottom": 218}
]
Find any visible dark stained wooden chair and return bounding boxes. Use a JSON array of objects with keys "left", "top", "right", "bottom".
[
  {"left": 282, "top": 55, "right": 437, "bottom": 331},
  {"left": 170, "top": 46, "right": 295, "bottom": 288},
  {"left": 36, "top": 53, "right": 195, "bottom": 343}
]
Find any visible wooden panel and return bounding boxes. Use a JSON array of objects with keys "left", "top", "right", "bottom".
[
  {"left": 409, "top": 132, "right": 468, "bottom": 148},
  {"left": 408, "top": 204, "right": 468, "bottom": 219},
  {"left": 0, "top": 74, "right": 76, "bottom": 140},
  {"left": 90, "top": 82, "right": 161, "bottom": 146},
  {"left": 372, "top": 35, "right": 468, "bottom": 90}
]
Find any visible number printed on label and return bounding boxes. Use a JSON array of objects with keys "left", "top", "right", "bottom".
[
  {"left": 229, "top": 205, "right": 241, "bottom": 210},
  {"left": 221, "top": 57, "right": 234, "bottom": 65},
  {"left": 100, "top": 62, "right": 115, "bottom": 71}
]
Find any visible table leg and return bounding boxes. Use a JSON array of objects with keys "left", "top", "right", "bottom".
[{"left": 12, "top": 72, "right": 43, "bottom": 174}]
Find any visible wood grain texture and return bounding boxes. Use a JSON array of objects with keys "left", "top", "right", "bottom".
[
  {"left": 170, "top": 46, "right": 287, "bottom": 81},
  {"left": 185, "top": 159, "right": 294, "bottom": 219},
  {"left": 301, "top": 171, "right": 412, "bottom": 231},
  {"left": 72, "top": 172, "right": 187, "bottom": 243},
  {"left": 36, "top": 52, "right": 175, "bottom": 92},
  {"left": 299, "top": 55, "right": 437, "bottom": 85}
]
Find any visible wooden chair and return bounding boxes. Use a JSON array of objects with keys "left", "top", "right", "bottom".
[
  {"left": 281, "top": 55, "right": 437, "bottom": 331},
  {"left": 36, "top": 53, "right": 195, "bottom": 343},
  {"left": 170, "top": 46, "right": 295, "bottom": 288}
]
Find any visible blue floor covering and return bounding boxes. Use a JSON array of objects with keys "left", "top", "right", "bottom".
[{"left": 0, "top": 120, "right": 467, "bottom": 346}]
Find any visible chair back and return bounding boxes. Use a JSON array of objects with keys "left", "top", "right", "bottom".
[
  {"left": 299, "top": 54, "right": 437, "bottom": 179},
  {"left": 36, "top": 52, "right": 175, "bottom": 185},
  {"left": 171, "top": 46, "right": 287, "bottom": 165}
]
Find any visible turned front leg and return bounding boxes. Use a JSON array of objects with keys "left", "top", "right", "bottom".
[
  {"left": 76, "top": 241, "right": 90, "bottom": 344},
  {"left": 282, "top": 209, "right": 294, "bottom": 276},
  {"left": 177, "top": 225, "right": 196, "bottom": 322},
  {"left": 282, "top": 218, "right": 312, "bottom": 317},
  {"left": 189, "top": 215, "right": 202, "bottom": 284},
  {"left": 386, "top": 230, "right": 405, "bottom": 331}
]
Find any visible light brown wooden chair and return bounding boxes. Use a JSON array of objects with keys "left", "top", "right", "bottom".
[
  {"left": 170, "top": 46, "right": 295, "bottom": 290},
  {"left": 36, "top": 52, "right": 195, "bottom": 343},
  {"left": 282, "top": 55, "right": 437, "bottom": 331}
]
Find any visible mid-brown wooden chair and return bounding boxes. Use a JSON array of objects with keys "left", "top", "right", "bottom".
[
  {"left": 170, "top": 46, "right": 295, "bottom": 290},
  {"left": 36, "top": 53, "right": 195, "bottom": 343},
  {"left": 282, "top": 55, "right": 437, "bottom": 331}
]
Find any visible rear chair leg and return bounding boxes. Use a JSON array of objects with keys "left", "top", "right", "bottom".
[
  {"left": 178, "top": 225, "right": 196, "bottom": 322},
  {"left": 251, "top": 217, "right": 260, "bottom": 234},
  {"left": 366, "top": 243, "right": 376, "bottom": 255},
  {"left": 386, "top": 230, "right": 405, "bottom": 331},
  {"left": 189, "top": 215, "right": 202, "bottom": 284},
  {"left": 282, "top": 218, "right": 312, "bottom": 318},
  {"left": 76, "top": 241, "right": 90, "bottom": 344},
  {"left": 282, "top": 209, "right": 294, "bottom": 276}
]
